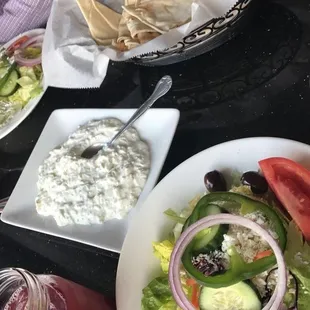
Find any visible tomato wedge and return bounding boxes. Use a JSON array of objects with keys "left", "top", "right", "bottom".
[
  {"left": 6, "top": 36, "right": 30, "bottom": 55},
  {"left": 254, "top": 250, "right": 273, "bottom": 261},
  {"left": 259, "top": 157, "right": 310, "bottom": 240}
]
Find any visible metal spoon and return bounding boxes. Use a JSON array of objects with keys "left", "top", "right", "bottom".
[{"left": 81, "top": 75, "right": 173, "bottom": 159}]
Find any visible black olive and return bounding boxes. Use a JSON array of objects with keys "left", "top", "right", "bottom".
[
  {"left": 204, "top": 170, "right": 227, "bottom": 192},
  {"left": 241, "top": 171, "right": 268, "bottom": 194}
]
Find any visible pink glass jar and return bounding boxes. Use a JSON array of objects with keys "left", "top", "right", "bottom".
[{"left": 0, "top": 268, "right": 115, "bottom": 310}]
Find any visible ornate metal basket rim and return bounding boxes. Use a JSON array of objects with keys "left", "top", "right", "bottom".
[{"left": 133, "top": 0, "right": 251, "bottom": 61}]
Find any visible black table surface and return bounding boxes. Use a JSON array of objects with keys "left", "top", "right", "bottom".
[{"left": 0, "top": 0, "right": 309, "bottom": 301}]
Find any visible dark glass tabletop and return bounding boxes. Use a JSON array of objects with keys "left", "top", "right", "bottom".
[{"left": 0, "top": 0, "right": 309, "bottom": 301}]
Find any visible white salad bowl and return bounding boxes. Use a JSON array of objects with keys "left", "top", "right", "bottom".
[
  {"left": 116, "top": 137, "right": 310, "bottom": 309},
  {"left": 1, "top": 108, "right": 180, "bottom": 253}
]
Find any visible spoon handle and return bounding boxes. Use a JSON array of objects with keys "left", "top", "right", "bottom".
[{"left": 109, "top": 75, "right": 173, "bottom": 146}]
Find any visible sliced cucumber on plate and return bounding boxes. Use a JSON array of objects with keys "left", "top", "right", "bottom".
[
  {"left": 0, "top": 67, "right": 9, "bottom": 80},
  {"left": 192, "top": 204, "right": 228, "bottom": 251},
  {"left": 0, "top": 69, "right": 19, "bottom": 96},
  {"left": 199, "top": 281, "right": 262, "bottom": 310}
]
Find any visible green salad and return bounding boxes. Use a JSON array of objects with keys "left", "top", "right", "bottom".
[
  {"left": 0, "top": 33, "right": 44, "bottom": 126},
  {"left": 142, "top": 157, "right": 310, "bottom": 310}
]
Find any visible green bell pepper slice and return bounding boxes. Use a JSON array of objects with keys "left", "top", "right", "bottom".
[{"left": 182, "top": 192, "right": 287, "bottom": 288}]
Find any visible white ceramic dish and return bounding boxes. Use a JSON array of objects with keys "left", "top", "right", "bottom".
[
  {"left": 116, "top": 137, "right": 310, "bottom": 309},
  {"left": 0, "top": 29, "right": 46, "bottom": 140},
  {"left": 1, "top": 108, "right": 180, "bottom": 253}
]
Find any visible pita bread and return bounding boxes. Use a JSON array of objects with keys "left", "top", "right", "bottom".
[
  {"left": 117, "top": 10, "right": 160, "bottom": 50},
  {"left": 116, "top": 12, "right": 139, "bottom": 50},
  {"left": 76, "top": 0, "right": 192, "bottom": 50},
  {"left": 122, "top": 0, "right": 193, "bottom": 33},
  {"left": 76, "top": 0, "right": 121, "bottom": 46}
]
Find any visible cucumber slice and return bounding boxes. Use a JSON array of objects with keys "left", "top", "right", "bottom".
[
  {"left": 0, "top": 63, "right": 16, "bottom": 90},
  {"left": 0, "top": 67, "right": 10, "bottom": 88},
  {"left": 0, "top": 67, "right": 9, "bottom": 79},
  {"left": 0, "top": 70, "right": 19, "bottom": 96},
  {"left": 0, "top": 55, "right": 9, "bottom": 69},
  {"left": 199, "top": 281, "right": 262, "bottom": 310},
  {"left": 192, "top": 204, "right": 228, "bottom": 251}
]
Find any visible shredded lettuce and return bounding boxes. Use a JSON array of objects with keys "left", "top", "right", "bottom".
[
  {"left": 284, "top": 221, "right": 310, "bottom": 310},
  {"left": 8, "top": 66, "right": 43, "bottom": 106}
]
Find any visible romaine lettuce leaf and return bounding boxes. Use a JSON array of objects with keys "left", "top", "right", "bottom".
[
  {"left": 172, "top": 195, "right": 201, "bottom": 241},
  {"left": 141, "top": 273, "right": 190, "bottom": 310},
  {"left": 164, "top": 209, "right": 186, "bottom": 225},
  {"left": 297, "top": 282, "right": 310, "bottom": 310},
  {"left": 33, "top": 65, "right": 43, "bottom": 80},
  {"left": 18, "top": 66, "right": 37, "bottom": 80},
  {"left": 8, "top": 65, "right": 43, "bottom": 106},
  {"left": 0, "top": 50, "right": 9, "bottom": 68},
  {"left": 153, "top": 240, "right": 174, "bottom": 274},
  {"left": 141, "top": 276, "right": 176, "bottom": 310},
  {"left": 17, "top": 76, "right": 36, "bottom": 87},
  {"left": 23, "top": 47, "right": 42, "bottom": 59},
  {"left": 284, "top": 221, "right": 310, "bottom": 309}
]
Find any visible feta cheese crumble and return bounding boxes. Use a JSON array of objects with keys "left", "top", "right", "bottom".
[
  {"left": 252, "top": 269, "right": 295, "bottom": 298},
  {"left": 221, "top": 211, "right": 278, "bottom": 263}
]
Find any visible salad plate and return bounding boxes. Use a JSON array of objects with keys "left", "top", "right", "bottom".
[
  {"left": 116, "top": 137, "right": 310, "bottom": 310},
  {"left": 1, "top": 108, "right": 180, "bottom": 253},
  {"left": 0, "top": 29, "right": 46, "bottom": 140}
]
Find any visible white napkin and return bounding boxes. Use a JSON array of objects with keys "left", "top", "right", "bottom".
[
  {"left": 42, "top": 0, "right": 109, "bottom": 88},
  {"left": 43, "top": 0, "right": 238, "bottom": 89}
]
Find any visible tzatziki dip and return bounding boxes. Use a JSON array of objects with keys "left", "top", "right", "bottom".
[{"left": 35, "top": 118, "right": 150, "bottom": 226}]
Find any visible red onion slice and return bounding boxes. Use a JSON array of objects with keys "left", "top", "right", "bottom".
[
  {"left": 19, "top": 34, "right": 44, "bottom": 50},
  {"left": 12, "top": 34, "right": 43, "bottom": 66},
  {"left": 168, "top": 214, "right": 287, "bottom": 310},
  {"left": 26, "top": 43, "right": 42, "bottom": 49},
  {"left": 14, "top": 53, "right": 41, "bottom": 67}
]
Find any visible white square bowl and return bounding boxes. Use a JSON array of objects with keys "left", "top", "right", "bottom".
[{"left": 1, "top": 108, "right": 180, "bottom": 253}]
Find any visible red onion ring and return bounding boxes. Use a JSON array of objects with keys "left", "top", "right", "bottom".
[
  {"left": 12, "top": 34, "right": 43, "bottom": 66},
  {"left": 19, "top": 34, "right": 44, "bottom": 50},
  {"left": 26, "top": 43, "right": 42, "bottom": 49},
  {"left": 168, "top": 214, "right": 287, "bottom": 310},
  {"left": 14, "top": 52, "right": 41, "bottom": 67}
]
